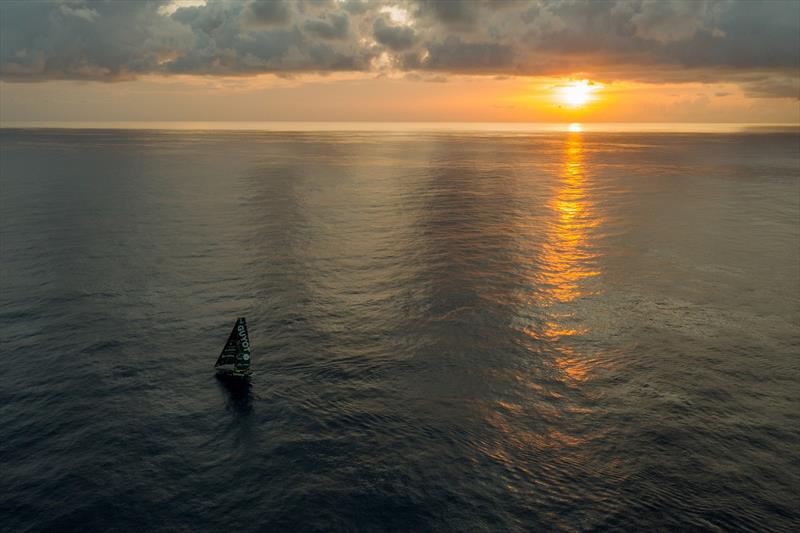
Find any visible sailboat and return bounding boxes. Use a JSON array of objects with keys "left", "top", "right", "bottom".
[{"left": 215, "top": 317, "right": 253, "bottom": 378}]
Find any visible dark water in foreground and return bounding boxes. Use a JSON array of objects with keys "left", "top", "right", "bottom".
[{"left": 1, "top": 128, "right": 798, "bottom": 531}]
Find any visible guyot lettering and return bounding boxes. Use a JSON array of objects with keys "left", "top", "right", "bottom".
[{"left": 238, "top": 325, "right": 250, "bottom": 350}]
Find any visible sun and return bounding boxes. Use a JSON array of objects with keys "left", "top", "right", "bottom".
[{"left": 558, "top": 80, "right": 601, "bottom": 108}]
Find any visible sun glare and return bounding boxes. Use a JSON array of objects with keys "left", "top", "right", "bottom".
[{"left": 559, "top": 80, "right": 601, "bottom": 108}]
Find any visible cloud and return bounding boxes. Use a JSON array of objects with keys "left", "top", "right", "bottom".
[
  {"left": 413, "top": 0, "right": 479, "bottom": 31},
  {"left": 0, "top": 0, "right": 797, "bottom": 99},
  {"left": 304, "top": 12, "right": 350, "bottom": 40},
  {"left": 420, "top": 37, "right": 515, "bottom": 72},
  {"left": 0, "top": 1, "right": 195, "bottom": 81},
  {"left": 59, "top": 4, "right": 100, "bottom": 22},
  {"left": 246, "top": 0, "right": 291, "bottom": 26},
  {"left": 740, "top": 76, "right": 800, "bottom": 100},
  {"left": 373, "top": 17, "right": 417, "bottom": 51},
  {"left": 341, "top": 0, "right": 370, "bottom": 15},
  {"left": 404, "top": 72, "right": 447, "bottom": 82}
]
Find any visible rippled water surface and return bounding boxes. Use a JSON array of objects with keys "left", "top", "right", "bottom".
[{"left": 1, "top": 128, "right": 798, "bottom": 531}]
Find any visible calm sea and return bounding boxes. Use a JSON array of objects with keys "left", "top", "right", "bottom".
[{"left": 1, "top": 127, "right": 798, "bottom": 531}]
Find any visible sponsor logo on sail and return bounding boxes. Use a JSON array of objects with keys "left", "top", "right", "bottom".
[{"left": 238, "top": 323, "right": 250, "bottom": 355}]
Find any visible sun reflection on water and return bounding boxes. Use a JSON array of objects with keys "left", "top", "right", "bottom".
[
  {"left": 542, "top": 132, "right": 600, "bottom": 303},
  {"left": 548, "top": 132, "right": 602, "bottom": 382},
  {"left": 521, "top": 131, "right": 604, "bottom": 382},
  {"left": 481, "top": 132, "right": 613, "bottom": 479},
  {"left": 519, "top": 131, "right": 601, "bottom": 311}
]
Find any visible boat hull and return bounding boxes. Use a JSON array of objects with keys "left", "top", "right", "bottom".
[{"left": 215, "top": 367, "right": 253, "bottom": 379}]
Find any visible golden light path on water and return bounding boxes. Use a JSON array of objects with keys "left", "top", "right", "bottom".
[
  {"left": 544, "top": 130, "right": 601, "bottom": 382},
  {"left": 520, "top": 129, "right": 602, "bottom": 384},
  {"left": 545, "top": 131, "right": 600, "bottom": 303},
  {"left": 481, "top": 130, "right": 607, "bottom": 478}
]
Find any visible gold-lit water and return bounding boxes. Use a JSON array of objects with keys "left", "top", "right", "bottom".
[
  {"left": 485, "top": 132, "right": 606, "bottom": 472},
  {"left": 542, "top": 132, "right": 600, "bottom": 305},
  {"left": 543, "top": 132, "right": 602, "bottom": 382},
  {"left": 522, "top": 132, "right": 602, "bottom": 365}
]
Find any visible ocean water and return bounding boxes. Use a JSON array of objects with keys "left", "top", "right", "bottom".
[{"left": 1, "top": 127, "right": 798, "bottom": 532}]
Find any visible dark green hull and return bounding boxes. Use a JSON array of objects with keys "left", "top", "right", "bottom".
[{"left": 215, "top": 367, "right": 253, "bottom": 379}]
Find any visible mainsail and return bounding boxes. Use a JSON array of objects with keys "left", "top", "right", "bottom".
[{"left": 215, "top": 317, "right": 252, "bottom": 371}]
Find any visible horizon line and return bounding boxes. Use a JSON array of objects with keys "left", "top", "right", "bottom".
[{"left": 1, "top": 121, "right": 798, "bottom": 134}]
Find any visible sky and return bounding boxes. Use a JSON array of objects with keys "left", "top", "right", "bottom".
[{"left": 1, "top": 0, "right": 798, "bottom": 124}]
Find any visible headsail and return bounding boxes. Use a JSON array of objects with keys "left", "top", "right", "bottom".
[{"left": 215, "top": 317, "right": 251, "bottom": 370}]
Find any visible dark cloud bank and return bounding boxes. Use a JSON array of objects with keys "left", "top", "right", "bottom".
[{"left": 1, "top": 0, "right": 797, "bottom": 97}]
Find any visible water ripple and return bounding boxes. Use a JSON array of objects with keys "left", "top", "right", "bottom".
[{"left": 1, "top": 129, "right": 798, "bottom": 531}]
